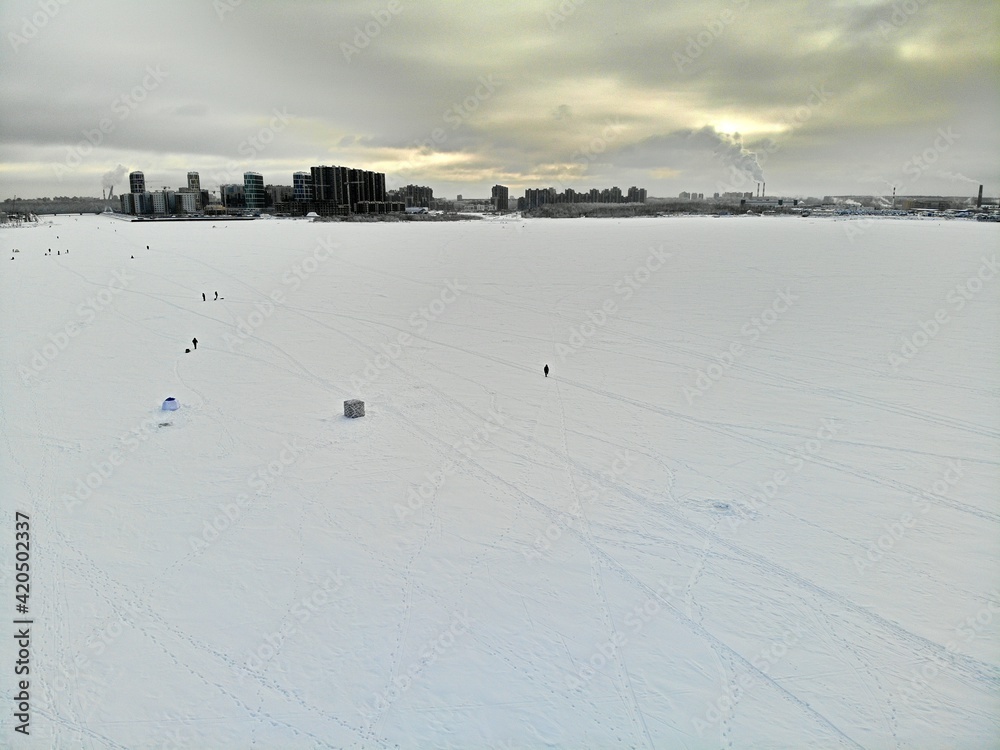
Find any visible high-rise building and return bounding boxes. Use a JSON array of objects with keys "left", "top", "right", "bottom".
[
  {"left": 151, "top": 190, "right": 175, "bottom": 215},
  {"left": 266, "top": 185, "right": 294, "bottom": 207},
  {"left": 129, "top": 171, "right": 145, "bottom": 194},
  {"left": 244, "top": 172, "right": 265, "bottom": 212},
  {"left": 627, "top": 186, "right": 647, "bottom": 203},
  {"left": 177, "top": 192, "right": 198, "bottom": 214},
  {"left": 187, "top": 172, "right": 200, "bottom": 191},
  {"left": 293, "top": 171, "right": 313, "bottom": 201},
  {"left": 524, "top": 187, "right": 557, "bottom": 209},
  {"left": 308, "top": 164, "right": 389, "bottom": 213},
  {"left": 522, "top": 184, "right": 647, "bottom": 209},
  {"left": 220, "top": 184, "right": 245, "bottom": 209},
  {"left": 389, "top": 184, "right": 433, "bottom": 208},
  {"left": 120, "top": 191, "right": 152, "bottom": 215},
  {"left": 491, "top": 184, "right": 509, "bottom": 211},
  {"left": 310, "top": 166, "right": 337, "bottom": 202}
]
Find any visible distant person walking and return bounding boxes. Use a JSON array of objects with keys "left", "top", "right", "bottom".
[
  {"left": 214, "top": 291, "right": 219, "bottom": 300},
  {"left": 202, "top": 292, "right": 206, "bottom": 301},
  {"left": 544, "top": 364, "right": 549, "bottom": 377},
  {"left": 192, "top": 337, "right": 198, "bottom": 350}
]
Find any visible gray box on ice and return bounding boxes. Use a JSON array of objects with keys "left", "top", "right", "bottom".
[{"left": 344, "top": 399, "right": 365, "bottom": 418}]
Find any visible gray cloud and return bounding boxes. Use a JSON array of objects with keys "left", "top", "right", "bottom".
[{"left": 1, "top": 0, "right": 996, "bottom": 199}]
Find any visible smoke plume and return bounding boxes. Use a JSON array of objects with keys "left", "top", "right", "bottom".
[
  {"left": 101, "top": 164, "right": 128, "bottom": 190},
  {"left": 685, "top": 126, "right": 765, "bottom": 182}
]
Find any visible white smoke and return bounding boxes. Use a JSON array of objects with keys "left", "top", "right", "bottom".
[
  {"left": 101, "top": 164, "right": 128, "bottom": 190},
  {"left": 686, "top": 126, "right": 765, "bottom": 182},
  {"left": 715, "top": 132, "right": 765, "bottom": 183},
  {"left": 937, "top": 171, "right": 980, "bottom": 186}
]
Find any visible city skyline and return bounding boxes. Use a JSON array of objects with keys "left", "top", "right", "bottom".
[{"left": 1, "top": 0, "right": 997, "bottom": 200}]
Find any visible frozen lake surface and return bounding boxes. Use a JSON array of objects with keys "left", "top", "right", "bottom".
[{"left": 1, "top": 213, "right": 998, "bottom": 748}]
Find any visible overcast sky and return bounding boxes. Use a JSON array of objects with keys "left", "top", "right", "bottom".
[{"left": 1, "top": 0, "right": 997, "bottom": 200}]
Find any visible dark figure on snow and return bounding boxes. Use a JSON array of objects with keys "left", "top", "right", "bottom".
[
  {"left": 202, "top": 293, "right": 206, "bottom": 301},
  {"left": 192, "top": 338, "right": 198, "bottom": 350},
  {"left": 544, "top": 364, "right": 549, "bottom": 377},
  {"left": 214, "top": 291, "right": 219, "bottom": 300},
  {"left": 185, "top": 348, "right": 191, "bottom": 354}
]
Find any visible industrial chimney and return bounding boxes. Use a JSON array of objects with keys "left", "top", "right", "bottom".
[
  {"left": 762, "top": 182, "right": 766, "bottom": 198},
  {"left": 977, "top": 184, "right": 983, "bottom": 208}
]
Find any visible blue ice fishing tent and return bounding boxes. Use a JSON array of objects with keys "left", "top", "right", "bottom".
[{"left": 162, "top": 397, "right": 179, "bottom": 411}]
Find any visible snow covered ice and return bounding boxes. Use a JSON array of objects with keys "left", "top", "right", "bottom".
[{"left": 1, "top": 213, "right": 998, "bottom": 748}]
